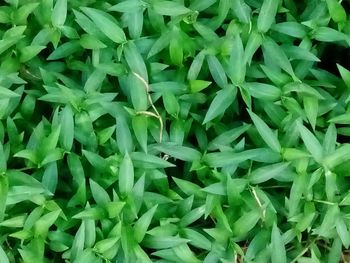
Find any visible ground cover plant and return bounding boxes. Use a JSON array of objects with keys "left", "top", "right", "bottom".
[{"left": 2, "top": 0, "right": 350, "bottom": 262}]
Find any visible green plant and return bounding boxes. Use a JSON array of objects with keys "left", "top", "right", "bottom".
[{"left": 1, "top": 0, "right": 350, "bottom": 262}]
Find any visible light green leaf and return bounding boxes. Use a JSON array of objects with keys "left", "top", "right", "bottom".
[
  {"left": 52, "top": 0, "right": 67, "bottom": 27},
  {"left": 152, "top": 143, "right": 201, "bottom": 162},
  {"left": 60, "top": 106, "right": 74, "bottom": 151},
  {"left": 297, "top": 122, "right": 323, "bottom": 163},
  {"left": 42, "top": 162, "right": 58, "bottom": 194},
  {"left": 257, "top": 0, "right": 279, "bottom": 33},
  {"left": 89, "top": 179, "right": 111, "bottom": 205},
  {"left": 323, "top": 144, "right": 350, "bottom": 169},
  {"left": 271, "top": 223, "right": 287, "bottom": 263},
  {"left": 131, "top": 152, "right": 175, "bottom": 169},
  {"left": 271, "top": 22, "right": 307, "bottom": 38},
  {"left": 124, "top": 41, "right": 148, "bottom": 82},
  {"left": 0, "top": 35, "right": 24, "bottom": 55},
  {"left": 249, "top": 162, "right": 290, "bottom": 184},
  {"left": 0, "top": 245, "right": 9, "bottom": 263},
  {"left": 203, "top": 148, "right": 280, "bottom": 167},
  {"left": 79, "top": 34, "right": 107, "bottom": 49},
  {"left": 326, "top": 0, "right": 346, "bottom": 24},
  {"left": 134, "top": 205, "right": 158, "bottom": 242},
  {"left": 47, "top": 41, "right": 80, "bottom": 60},
  {"left": 117, "top": 117, "right": 133, "bottom": 154},
  {"left": 206, "top": 55, "right": 228, "bottom": 89},
  {"left": 227, "top": 34, "right": 245, "bottom": 85},
  {"left": 242, "top": 82, "right": 281, "bottom": 101},
  {"left": 203, "top": 85, "right": 236, "bottom": 124},
  {"left": 262, "top": 37, "right": 296, "bottom": 79},
  {"left": 244, "top": 31, "right": 263, "bottom": 66},
  {"left": 119, "top": 153, "right": 134, "bottom": 196},
  {"left": 19, "top": 46, "right": 46, "bottom": 63},
  {"left": 337, "top": 64, "right": 350, "bottom": 89},
  {"left": 152, "top": 1, "right": 191, "bottom": 16},
  {"left": 248, "top": 109, "right": 281, "bottom": 152},
  {"left": 81, "top": 7, "right": 126, "bottom": 43},
  {"left": 0, "top": 175, "right": 8, "bottom": 222}
]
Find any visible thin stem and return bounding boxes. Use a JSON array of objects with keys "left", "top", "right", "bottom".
[
  {"left": 133, "top": 72, "right": 163, "bottom": 143},
  {"left": 250, "top": 186, "right": 266, "bottom": 221}
]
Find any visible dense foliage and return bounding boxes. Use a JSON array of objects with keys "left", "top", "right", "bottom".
[{"left": 1, "top": 0, "right": 350, "bottom": 262}]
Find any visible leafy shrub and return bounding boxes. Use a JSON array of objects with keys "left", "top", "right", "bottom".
[{"left": 1, "top": 0, "right": 350, "bottom": 262}]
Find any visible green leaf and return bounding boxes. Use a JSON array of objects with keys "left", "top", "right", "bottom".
[
  {"left": 131, "top": 152, "right": 175, "bottom": 169},
  {"left": 336, "top": 216, "right": 350, "bottom": 249},
  {"left": 0, "top": 35, "right": 24, "bottom": 56},
  {"left": 297, "top": 122, "right": 323, "bottom": 163},
  {"left": 109, "top": 1, "right": 142, "bottom": 12},
  {"left": 337, "top": 64, "right": 350, "bottom": 89},
  {"left": 71, "top": 221, "right": 85, "bottom": 261},
  {"left": 283, "top": 45, "right": 320, "bottom": 62},
  {"left": 248, "top": 109, "right": 281, "bottom": 152},
  {"left": 116, "top": 117, "right": 133, "bottom": 154},
  {"left": 0, "top": 86, "right": 20, "bottom": 98},
  {"left": 89, "top": 179, "right": 111, "bottom": 205},
  {"left": 271, "top": 223, "right": 287, "bottom": 263},
  {"left": 169, "top": 38, "right": 183, "bottom": 66},
  {"left": 203, "top": 148, "right": 280, "bottom": 167},
  {"left": 257, "top": 0, "right": 279, "bottom": 33},
  {"left": 42, "top": 162, "right": 58, "bottom": 194},
  {"left": 242, "top": 82, "right": 281, "bottom": 101},
  {"left": 208, "top": 124, "right": 250, "bottom": 151},
  {"left": 124, "top": 41, "right": 148, "bottom": 82},
  {"left": 206, "top": 55, "right": 228, "bottom": 89},
  {"left": 152, "top": 143, "right": 202, "bottom": 162},
  {"left": 14, "top": 149, "right": 38, "bottom": 165},
  {"left": 271, "top": 22, "right": 307, "bottom": 38},
  {"left": 313, "top": 27, "right": 347, "bottom": 43},
  {"left": 94, "top": 237, "right": 119, "bottom": 255},
  {"left": 231, "top": 0, "right": 251, "bottom": 24},
  {"left": 0, "top": 175, "right": 8, "bottom": 222},
  {"left": 262, "top": 37, "right": 296, "bottom": 79},
  {"left": 326, "top": 0, "right": 346, "bottom": 24},
  {"left": 47, "top": 41, "right": 80, "bottom": 60},
  {"left": 0, "top": 142, "right": 6, "bottom": 173},
  {"left": 52, "top": 0, "right": 67, "bottom": 27},
  {"left": 134, "top": 205, "right": 158, "bottom": 242},
  {"left": 79, "top": 34, "right": 107, "bottom": 49},
  {"left": 173, "top": 244, "right": 201, "bottom": 263},
  {"left": 303, "top": 96, "right": 318, "bottom": 130},
  {"left": 82, "top": 150, "right": 108, "bottom": 171},
  {"left": 244, "top": 31, "right": 263, "bottom": 66},
  {"left": 227, "top": 34, "right": 245, "bottom": 85},
  {"left": 203, "top": 85, "right": 236, "bottom": 124},
  {"left": 34, "top": 210, "right": 61, "bottom": 237},
  {"left": 163, "top": 91, "right": 180, "bottom": 117},
  {"left": 83, "top": 69, "right": 106, "bottom": 93},
  {"left": 19, "top": 46, "right": 46, "bottom": 63},
  {"left": 189, "top": 80, "right": 211, "bottom": 93},
  {"left": 119, "top": 153, "right": 134, "bottom": 196},
  {"left": 323, "top": 144, "right": 350, "bottom": 169},
  {"left": 232, "top": 210, "right": 260, "bottom": 237},
  {"left": 180, "top": 205, "right": 205, "bottom": 227},
  {"left": 152, "top": 1, "right": 191, "bottom": 16},
  {"left": 142, "top": 235, "right": 189, "bottom": 249},
  {"left": 323, "top": 124, "right": 337, "bottom": 155},
  {"left": 132, "top": 115, "right": 148, "bottom": 153},
  {"left": 181, "top": 228, "right": 211, "bottom": 250},
  {"left": 249, "top": 162, "right": 290, "bottom": 184},
  {"left": 188, "top": 50, "right": 206, "bottom": 80},
  {"left": 0, "top": 245, "right": 9, "bottom": 263},
  {"left": 60, "top": 106, "right": 74, "bottom": 151},
  {"left": 81, "top": 7, "right": 126, "bottom": 43}
]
